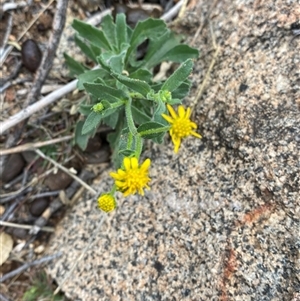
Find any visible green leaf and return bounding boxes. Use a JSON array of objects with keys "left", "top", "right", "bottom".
[
  {"left": 161, "top": 59, "right": 193, "bottom": 92},
  {"left": 82, "top": 104, "right": 123, "bottom": 134},
  {"left": 131, "top": 105, "right": 151, "bottom": 125},
  {"left": 171, "top": 80, "right": 191, "bottom": 99},
  {"left": 72, "top": 19, "right": 111, "bottom": 51},
  {"left": 168, "top": 98, "right": 182, "bottom": 105},
  {"left": 78, "top": 103, "right": 93, "bottom": 115},
  {"left": 153, "top": 99, "right": 167, "bottom": 124},
  {"left": 75, "top": 120, "right": 96, "bottom": 150},
  {"left": 74, "top": 35, "right": 97, "bottom": 62},
  {"left": 102, "top": 109, "right": 122, "bottom": 129},
  {"left": 137, "top": 121, "right": 168, "bottom": 139},
  {"left": 151, "top": 132, "right": 165, "bottom": 144},
  {"left": 82, "top": 111, "right": 103, "bottom": 135},
  {"left": 109, "top": 50, "right": 127, "bottom": 73},
  {"left": 115, "top": 13, "right": 128, "bottom": 51},
  {"left": 90, "top": 44, "right": 102, "bottom": 57},
  {"left": 101, "top": 14, "right": 117, "bottom": 49},
  {"left": 97, "top": 54, "right": 112, "bottom": 72},
  {"left": 63, "top": 53, "right": 87, "bottom": 76},
  {"left": 129, "top": 68, "right": 152, "bottom": 82},
  {"left": 126, "top": 18, "right": 168, "bottom": 62},
  {"left": 77, "top": 69, "right": 110, "bottom": 90},
  {"left": 84, "top": 83, "right": 128, "bottom": 103},
  {"left": 142, "top": 31, "right": 179, "bottom": 69},
  {"left": 160, "top": 45, "right": 199, "bottom": 63},
  {"left": 118, "top": 149, "right": 136, "bottom": 157},
  {"left": 114, "top": 73, "right": 151, "bottom": 97}
]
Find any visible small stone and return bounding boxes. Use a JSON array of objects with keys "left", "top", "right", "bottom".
[
  {"left": 12, "top": 228, "right": 27, "bottom": 240},
  {"left": 21, "top": 39, "right": 42, "bottom": 72},
  {"left": 29, "top": 198, "right": 49, "bottom": 217},
  {"left": 44, "top": 170, "right": 73, "bottom": 191},
  {"left": 1, "top": 153, "right": 25, "bottom": 183}
]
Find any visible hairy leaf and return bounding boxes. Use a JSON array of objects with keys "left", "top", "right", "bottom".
[
  {"left": 126, "top": 18, "right": 167, "bottom": 62},
  {"left": 116, "top": 13, "right": 128, "bottom": 51},
  {"left": 84, "top": 83, "right": 128, "bottom": 102},
  {"left": 160, "top": 45, "right": 199, "bottom": 63},
  {"left": 75, "top": 120, "right": 96, "bottom": 150},
  {"left": 72, "top": 19, "right": 111, "bottom": 51},
  {"left": 161, "top": 59, "right": 193, "bottom": 92},
  {"left": 63, "top": 53, "right": 88, "bottom": 76},
  {"left": 74, "top": 35, "right": 97, "bottom": 62},
  {"left": 101, "top": 14, "right": 117, "bottom": 49},
  {"left": 114, "top": 73, "right": 151, "bottom": 97},
  {"left": 77, "top": 69, "right": 110, "bottom": 90}
]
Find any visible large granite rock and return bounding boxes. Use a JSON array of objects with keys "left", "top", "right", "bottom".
[{"left": 47, "top": 0, "right": 300, "bottom": 300}]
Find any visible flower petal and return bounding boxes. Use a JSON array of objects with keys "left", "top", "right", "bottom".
[
  {"left": 130, "top": 157, "right": 138, "bottom": 169},
  {"left": 191, "top": 131, "right": 202, "bottom": 138},
  {"left": 171, "top": 134, "right": 181, "bottom": 153},
  {"left": 123, "top": 157, "right": 131, "bottom": 170},
  {"left": 178, "top": 105, "right": 186, "bottom": 118},
  {"left": 140, "top": 158, "right": 151, "bottom": 171},
  {"left": 110, "top": 172, "right": 122, "bottom": 180},
  {"left": 161, "top": 113, "right": 174, "bottom": 124},
  {"left": 167, "top": 104, "right": 178, "bottom": 119},
  {"left": 190, "top": 121, "right": 197, "bottom": 129},
  {"left": 185, "top": 107, "right": 191, "bottom": 118}
]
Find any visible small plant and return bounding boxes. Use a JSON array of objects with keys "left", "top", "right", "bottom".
[
  {"left": 22, "top": 271, "right": 65, "bottom": 301},
  {"left": 65, "top": 13, "right": 201, "bottom": 210}
]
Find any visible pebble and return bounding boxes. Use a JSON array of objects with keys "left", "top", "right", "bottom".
[
  {"left": 1, "top": 153, "right": 25, "bottom": 183},
  {"left": 29, "top": 198, "right": 49, "bottom": 217},
  {"left": 21, "top": 39, "right": 42, "bottom": 72}
]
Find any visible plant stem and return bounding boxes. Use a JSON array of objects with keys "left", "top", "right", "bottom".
[
  {"left": 135, "top": 135, "right": 143, "bottom": 159},
  {"left": 125, "top": 99, "right": 138, "bottom": 135},
  {"left": 139, "top": 126, "right": 170, "bottom": 137}
]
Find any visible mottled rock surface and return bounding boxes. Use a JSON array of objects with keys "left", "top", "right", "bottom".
[{"left": 47, "top": 0, "right": 300, "bottom": 300}]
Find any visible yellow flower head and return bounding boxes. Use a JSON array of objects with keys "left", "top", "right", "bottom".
[
  {"left": 97, "top": 194, "right": 116, "bottom": 213},
  {"left": 162, "top": 104, "right": 202, "bottom": 153},
  {"left": 110, "top": 157, "right": 151, "bottom": 197}
]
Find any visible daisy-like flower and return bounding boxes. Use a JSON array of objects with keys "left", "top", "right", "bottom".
[
  {"left": 162, "top": 104, "right": 202, "bottom": 153},
  {"left": 110, "top": 157, "right": 151, "bottom": 197},
  {"left": 97, "top": 194, "right": 117, "bottom": 212}
]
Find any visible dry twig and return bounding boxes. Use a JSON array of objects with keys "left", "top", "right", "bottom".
[
  {"left": 0, "top": 252, "right": 62, "bottom": 283},
  {"left": 34, "top": 149, "right": 96, "bottom": 195},
  {"left": 0, "top": 135, "right": 73, "bottom": 155},
  {"left": 0, "top": 220, "right": 54, "bottom": 232}
]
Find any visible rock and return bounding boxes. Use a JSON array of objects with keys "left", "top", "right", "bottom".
[
  {"left": 21, "top": 39, "right": 42, "bottom": 72},
  {"left": 12, "top": 228, "right": 27, "bottom": 240},
  {"left": 29, "top": 198, "right": 49, "bottom": 217},
  {"left": 44, "top": 170, "right": 73, "bottom": 191},
  {"left": 1, "top": 153, "right": 25, "bottom": 183},
  {"left": 46, "top": 1, "right": 300, "bottom": 300}
]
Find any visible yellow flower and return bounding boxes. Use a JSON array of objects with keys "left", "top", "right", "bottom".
[
  {"left": 110, "top": 157, "right": 151, "bottom": 197},
  {"left": 97, "top": 194, "right": 116, "bottom": 212},
  {"left": 162, "top": 104, "right": 202, "bottom": 153}
]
